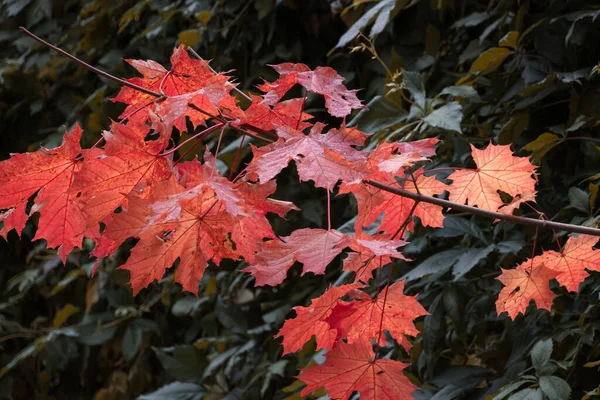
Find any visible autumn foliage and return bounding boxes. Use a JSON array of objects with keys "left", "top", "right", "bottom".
[{"left": 1, "top": 45, "right": 599, "bottom": 399}]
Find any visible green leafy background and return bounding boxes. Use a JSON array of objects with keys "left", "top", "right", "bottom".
[{"left": 1, "top": 0, "right": 600, "bottom": 399}]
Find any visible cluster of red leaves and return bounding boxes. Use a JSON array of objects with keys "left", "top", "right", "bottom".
[{"left": 1, "top": 46, "right": 598, "bottom": 399}]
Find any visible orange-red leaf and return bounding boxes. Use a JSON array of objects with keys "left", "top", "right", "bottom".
[
  {"left": 537, "top": 234, "right": 600, "bottom": 292},
  {"left": 299, "top": 339, "right": 417, "bottom": 400},
  {"left": 496, "top": 261, "right": 558, "bottom": 319},
  {"left": 243, "top": 228, "right": 351, "bottom": 286},
  {"left": 248, "top": 124, "right": 366, "bottom": 191},
  {"left": 275, "top": 284, "right": 361, "bottom": 354},
  {"left": 447, "top": 143, "right": 537, "bottom": 212},
  {"left": 113, "top": 46, "right": 240, "bottom": 131},
  {"left": 0, "top": 124, "right": 100, "bottom": 260},
  {"left": 74, "top": 120, "right": 173, "bottom": 231},
  {"left": 327, "top": 280, "right": 427, "bottom": 350},
  {"left": 258, "top": 63, "right": 363, "bottom": 118},
  {"left": 344, "top": 234, "right": 408, "bottom": 283}
]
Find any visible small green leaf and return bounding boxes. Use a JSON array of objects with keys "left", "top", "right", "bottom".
[
  {"left": 122, "top": 324, "right": 143, "bottom": 361},
  {"left": 440, "top": 85, "right": 481, "bottom": 102},
  {"left": 509, "top": 388, "right": 544, "bottom": 400},
  {"left": 568, "top": 187, "right": 590, "bottom": 213},
  {"left": 348, "top": 95, "right": 407, "bottom": 133},
  {"left": 424, "top": 102, "right": 463, "bottom": 133},
  {"left": 530, "top": 338, "right": 553, "bottom": 375},
  {"left": 139, "top": 382, "right": 204, "bottom": 400},
  {"left": 539, "top": 376, "right": 571, "bottom": 400}
]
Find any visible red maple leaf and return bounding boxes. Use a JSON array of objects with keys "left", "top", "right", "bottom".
[
  {"left": 299, "top": 339, "right": 417, "bottom": 400},
  {"left": 0, "top": 124, "right": 101, "bottom": 261},
  {"left": 74, "top": 119, "right": 173, "bottom": 232},
  {"left": 242, "top": 228, "right": 351, "bottom": 286},
  {"left": 496, "top": 261, "right": 559, "bottom": 319},
  {"left": 339, "top": 139, "right": 444, "bottom": 234},
  {"left": 327, "top": 280, "right": 427, "bottom": 350},
  {"left": 257, "top": 63, "right": 363, "bottom": 117},
  {"left": 247, "top": 124, "right": 366, "bottom": 191},
  {"left": 104, "top": 152, "right": 295, "bottom": 293},
  {"left": 113, "top": 46, "right": 240, "bottom": 131},
  {"left": 536, "top": 234, "right": 600, "bottom": 292},
  {"left": 275, "top": 284, "right": 362, "bottom": 354},
  {"left": 236, "top": 95, "right": 313, "bottom": 132},
  {"left": 343, "top": 234, "right": 409, "bottom": 283},
  {"left": 447, "top": 143, "right": 537, "bottom": 212}
]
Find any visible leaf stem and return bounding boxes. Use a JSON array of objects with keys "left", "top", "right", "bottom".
[
  {"left": 229, "top": 134, "right": 247, "bottom": 180},
  {"left": 160, "top": 123, "right": 224, "bottom": 156},
  {"left": 364, "top": 180, "right": 600, "bottom": 237}
]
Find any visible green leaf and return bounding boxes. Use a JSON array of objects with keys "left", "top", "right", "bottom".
[
  {"left": 492, "top": 381, "right": 528, "bottom": 399},
  {"left": 432, "top": 216, "right": 487, "bottom": 243},
  {"left": 335, "top": 0, "right": 396, "bottom": 48},
  {"left": 509, "top": 388, "right": 544, "bottom": 400},
  {"left": 568, "top": 187, "right": 590, "bottom": 213},
  {"left": 153, "top": 346, "right": 206, "bottom": 381},
  {"left": 138, "top": 382, "right": 204, "bottom": 400},
  {"left": 452, "top": 246, "right": 496, "bottom": 280},
  {"left": 348, "top": 95, "right": 407, "bottom": 133},
  {"left": 122, "top": 324, "right": 143, "bottom": 361},
  {"left": 499, "top": 112, "right": 529, "bottom": 145},
  {"left": 539, "top": 376, "right": 571, "bottom": 400},
  {"left": 424, "top": 102, "right": 463, "bottom": 133},
  {"left": 402, "top": 70, "right": 426, "bottom": 108},
  {"left": 403, "top": 249, "right": 466, "bottom": 282},
  {"left": 439, "top": 85, "right": 481, "bottom": 102},
  {"left": 530, "top": 338, "right": 553, "bottom": 375}
]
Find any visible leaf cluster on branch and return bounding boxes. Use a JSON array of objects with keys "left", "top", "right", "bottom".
[{"left": 2, "top": 27, "right": 600, "bottom": 399}]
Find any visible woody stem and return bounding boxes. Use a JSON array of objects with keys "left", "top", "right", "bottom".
[
  {"left": 364, "top": 180, "right": 600, "bottom": 237},
  {"left": 19, "top": 27, "right": 165, "bottom": 99}
]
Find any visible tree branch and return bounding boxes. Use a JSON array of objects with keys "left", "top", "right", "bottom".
[
  {"left": 21, "top": 27, "right": 277, "bottom": 144},
  {"left": 19, "top": 27, "right": 165, "bottom": 99},
  {"left": 365, "top": 180, "right": 600, "bottom": 237}
]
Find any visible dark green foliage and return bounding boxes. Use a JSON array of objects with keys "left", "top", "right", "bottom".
[{"left": 1, "top": 0, "right": 600, "bottom": 399}]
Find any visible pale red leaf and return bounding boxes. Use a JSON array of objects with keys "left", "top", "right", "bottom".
[
  {"left": 275, "top": 284, "right": 361, "bottom": 354},
  {"left": 327, "top": 280, "right": 427, "bottom": 350},
  {"left": 299, "top": 339, "right": 417, "bottom": 400},
  {"left": 243, "top": 228, "right": 351, "bottom": 286},
  {"left": 447, "top": 143, "right": 537, "bottom": 212},
  {"left": 248, "top": 124, "right": 366, "bottom": 190},
  {"left": 0, "top": 124, "right": 101, "bottom": 260},
  {"left": 74, "top": 120, "right": 174, "bottom": 229},
  {"left": 536, "top": 234, "right": 600, "bottom": 292},
  {"left": 496, "top": 261, "right": 559, "bottom": 319},
  {"left": 258, "top": 63, "right": 363, "bottom": 117}
]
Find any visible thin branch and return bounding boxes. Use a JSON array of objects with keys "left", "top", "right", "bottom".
[
  {"left": 19, "top": 27, "right": 164, "bottom": 100},
  {"left": 21, "top": 28, "right": 279, "bottom": 146},
  {"left": 160, "top": 123, "right": 224, "bottom": 156},
  {"left": 365, "top": 180, "right": 600, "bottom": 237},
  {"left": 187, "top": 47, "right": 252, "bottom": 103}
]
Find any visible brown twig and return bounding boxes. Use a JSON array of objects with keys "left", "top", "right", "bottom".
[
  {"left": 20, "top": 27, "right": 277, "bottom": 144},
  {"left": 365, "top": 180, "right": 600, "bottom": 237},
  {"left": 19, "top": 27, "right": 165, "bottom": 100}
]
